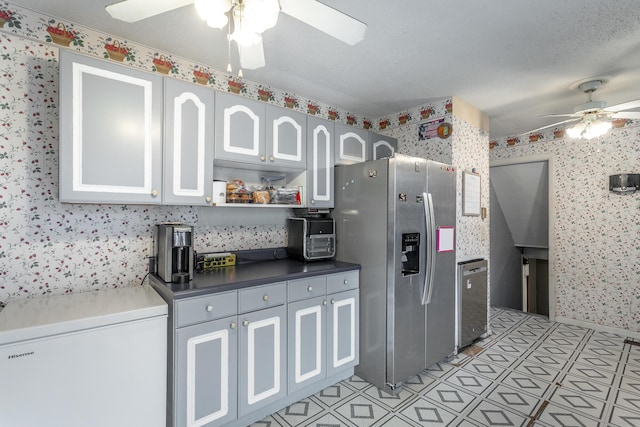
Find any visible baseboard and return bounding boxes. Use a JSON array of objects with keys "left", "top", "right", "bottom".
[{"left": 555, "top": 316, "right": 640, "bottom": 340}]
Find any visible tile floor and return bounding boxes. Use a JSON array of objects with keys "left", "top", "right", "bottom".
[{"left": 253, "top": 307, "right": 640, "bottom": 426}]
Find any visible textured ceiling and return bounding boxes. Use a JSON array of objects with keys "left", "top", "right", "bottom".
[{"left": 11, "top": 0, "right": 640, "bottom": 139}]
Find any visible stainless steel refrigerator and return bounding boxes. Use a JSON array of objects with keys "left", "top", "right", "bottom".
[{"left": 333, "top": 154, "right": 456, "bottom": 394}]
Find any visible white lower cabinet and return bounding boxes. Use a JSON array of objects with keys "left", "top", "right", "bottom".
[
  {"left": 176, "top": 315, "right": 238, "bottom": 427},
  {"left": 167, "top": 270, "right": 358, "bottom": 427}
]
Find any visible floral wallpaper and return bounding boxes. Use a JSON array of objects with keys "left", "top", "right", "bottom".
[{"left": 490, "top": 125, "right": 640, "bottom": 333}]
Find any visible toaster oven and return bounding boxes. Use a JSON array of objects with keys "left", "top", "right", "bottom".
[{"left": 286, "top": 217, "right": 335, "bottom": 261}]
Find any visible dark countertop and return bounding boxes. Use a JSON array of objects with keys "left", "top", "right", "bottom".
[{"left": 149, "top": 258, "right": 360, "bottom": 300}]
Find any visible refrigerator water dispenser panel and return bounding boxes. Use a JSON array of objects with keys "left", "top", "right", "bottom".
[{"left": 401, "top": 233, "right": 420, "bottom": 276}]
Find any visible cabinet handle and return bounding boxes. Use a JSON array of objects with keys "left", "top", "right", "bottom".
[
  {"left": 323, "top": 300, "right": 327, "bottom": 306},
  {"left": 260, "top": 155, "right": 266, "bottom": 162},
  {"left": 230, "top": 322, "right": 237, "bottom": 329},
  {"left": 242, "top": 320, "right": 249, "bottom": 327},
  {"left": 331, "top": 299, "right": 336, "bottom": 304},
  {"left": 307, "top": 286, "right": 313, "bottom": 292},
  {"left": 205, "top": 196, "right": 212, "bottom": 202},
  {"left": 269, "top": 156, "right": 275, "bottom": 162},
  {"left": 151, "top": 190, "right": 159, "bottom": 197},
  {"left": 311, "top": 200, "right": 315, "bottom": 204},
  {"left": 263, "top": 294, "right": 269, "bottom": 301},
  {"left": 344, "top": 279, "right": 349, "bottom": 285},
  {"left": 206, "top": 304, "right": 213, "bottom": 312}
]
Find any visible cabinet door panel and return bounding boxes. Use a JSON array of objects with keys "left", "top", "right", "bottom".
[
  {"left": 370, "top": 132, "right": 397, "bottom": 160},
  {"left": 176, "top": 316, "right": 237, "bottom": 427},
  {"left": 288, "top": 296, "right": 326, "bottom": 393},
  {"left": 307, "top": 117, "right": 334, "bottom": 208},
  {"left": 266, "top": 106, "right": 306, "bottom": 169},
  {"left": 335, "top": 124, "right": 369, "bottom": 165},
  {"left": 59, "top": 50, "right": 162, "bottom": 204},
  {"left": 164, "top": 78, "right": 215, "bottom": 205},
  {"left": 327, "top": 289, "right": 359, "bottom": 376},
  {"left": 238, "top": 305, "right": 286, "bottom": 417},
  {"left": 214, "top": 92, "right": 265, "bottom": 165}
]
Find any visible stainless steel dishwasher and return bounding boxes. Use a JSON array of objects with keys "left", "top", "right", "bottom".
[{"left": 457, "top": 259, "right": 488, "bottom": 349}]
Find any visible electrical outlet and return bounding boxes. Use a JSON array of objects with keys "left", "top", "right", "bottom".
[{"left": 148, "top": 256, "right": 156, "bottom": 274}]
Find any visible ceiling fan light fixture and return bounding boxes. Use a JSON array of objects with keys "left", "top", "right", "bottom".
[
  {"left": 242, "top": 0, "right": 280, "bottom": 33},
  {"left": 567, "top": 117, "right": 612, "bottom": 140},
  {"left": 194, "top": 0, "right": 232, "bottom": 28},
  {"left": 230, "top": 12, "right": 261, "bottom": 46}
]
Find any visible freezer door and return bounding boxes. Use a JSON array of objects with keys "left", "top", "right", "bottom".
[
  {"left": 425, "top": 161, "right": 457, "bottom": 368},
  {"left": 385, "top": 155, "right": 428, "bottom": 388}
]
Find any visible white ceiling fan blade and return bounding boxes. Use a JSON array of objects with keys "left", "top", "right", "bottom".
[
  {"left": 106, "top": 0, "right": 194, "bottom": 23},
  {"left": 610, "top": 111, "right": 640, "bottom": 119},
  {"left": 541, "top": 113, "right": 580, "bottom": 118},
  {"left": 279, "top": 0, "right": 366, "bottom": 45},
  {"left": 604, "top": 99, "right": 640, "bottom": 112},
  {"left": 519, "top": 118, "right": 581, "bottom": 136},
  {"left": 239, "top": 39, "right": 266, "bottom": 70}
]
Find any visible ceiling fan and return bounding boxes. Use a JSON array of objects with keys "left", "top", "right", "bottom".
[
  {"left": 105, "top": 0, "right": 367, "bottom": 70},
  {"left": 526, "top": 79, "right": 640, "bottom": 139}
]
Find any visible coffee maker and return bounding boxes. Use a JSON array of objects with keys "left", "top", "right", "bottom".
[{"left": 155, "top": 223, "right": 194, "bottom": 283}]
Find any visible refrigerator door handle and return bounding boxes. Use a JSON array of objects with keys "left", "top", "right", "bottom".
[{"left": 421, "top": 192, "right": 437, "bottom": 305}]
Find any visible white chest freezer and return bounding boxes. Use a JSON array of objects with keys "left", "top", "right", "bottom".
[{"left": 0, "top": 284, "right": 168, "bottom": 427}]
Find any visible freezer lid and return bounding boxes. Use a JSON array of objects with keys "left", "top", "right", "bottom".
[{"left": 0, "top": 284, "right": 167, "bottom": 345}]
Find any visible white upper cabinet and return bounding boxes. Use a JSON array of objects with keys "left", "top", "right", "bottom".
[
  {"left": 266, "top": 106, "right": 306, "bottom": 170},
  {"left": 306, "top": 117, "right": 334, "bottom": 208},
  {"left": 163, "top": 78, "right": 215, "bottom": 205},
  {"left": 214, "top": 91, "right": 266, "bottom": 167},
  {"left": 370, "top": 132, "right": 397, "bottom": 160},
  {"left": 214, "top": 92, "right": 306, "bottom": 171},
  {"left": 59, "top": 50, "right": 163, "bottom": 204},
  {"left": 334, "top": 124, "right": 369, "bottom": 165}
]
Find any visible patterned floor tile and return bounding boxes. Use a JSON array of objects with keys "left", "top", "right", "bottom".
[
  {"left": 533, "top": 343, "right": 575, "bottom": 360},
  {"left": 541, "top": 334, "right": 583, "bottom": 350},
  {"left": 343, "top": 375, "right": 373, "bottom": 391},
  {"left": 466, "top": 399, "right": 529, "bottom": 426},
  {"left": 333, "top": 395, "right": 391, "bottom": 427},
  {"left": 423, "top": 382, "right": 478, "bottom": 413},
  {"left": 487, "top": 340, "right": 530, "bottom": 356},
  {"left": 363, "top": 384, "right": 417, "bottom": 411},
  {"left": 524, "top": 350, "right": 570, "bottom": 370},
  {"left": 501, "top": 333, "right": 541, "bottom": 348},
  {"left": 424, "top": 362, "right": 458, "bottom": 379},
  {"left": 462, "top": 358, "right": 507, "bottom": 381},
  {"left": 513, "top": 360, "right": 561, "bottom": 383},
  {"left": 373, "top": 413, "right": 420, "bottom": 427},
  {"left": 509, "top": 327, "right": 547, "bottom": 340},
  {"left": 619, "top": 375, "right": 640, "bottom": 396},
  {"left": 548, "top": 386, "right": 606, "bottom": 419},
  {"left": 537, "top": 402, "right": 601, "bottom": 427},
  {"left": 500, "top": 370, "right": 552, "bottom": 398},
  {"left": 626, "top": 351, "right": 640, "bottom": 368},
  {"left": 574, "top": 352, "right": 619, "bottom": 372},
  {"left": 566, "top": 361, "right": 617, "bottom": 386},
  {"left": 275, "top": 398, "right": 326, "bottom": 426},
  {"left": 588, "top": 336, "right": 626, "bottom": 352},
  {"left": 447, "top": 368, "right": 495, "bottom": 396},
  {"left": 608, "top": 404, "right": 640, "bottom": 426},
  {"left": 623, "top": 364, "right": 640, "bottom": 379},
  {"left": 476, "top": 349, "right": 518, "bottom": 369},
  {"left": 250, "top": 415, "right": 286, "bottom": 427},
  {"left": 557, "top": 372, "right": 612, "bottom": 401},
  {"left": 454, "top": 419, "right": 482, "bottom": 427},
  {"left": 400, "top": 396, "right": 459, "bottom": 426},
  {"left": 485, "top": 383, "right": 543, "bottom": 416},
  {"left": 582, "top": 343, "right": 623, "bottom": 362},
  {"left": 302, "top": 412, "right": 356, "bottom": 427},
  {"left": 312, "top": 382, "right": 358, "bottom": 408},
  {"left": 615, "top": 389, "right": 640, "bottom": 413},
  {"left": 403, "top": 371, "right": 439, "bottom": 394}
]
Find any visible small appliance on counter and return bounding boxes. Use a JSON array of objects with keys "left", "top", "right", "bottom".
[
  {"left": 287, "top": 216, "right": 336, "bottom": 262},
  {"left": 155, "top": 223, "right": 194, "bottom": 283}
]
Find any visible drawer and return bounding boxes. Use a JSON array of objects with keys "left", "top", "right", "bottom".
[
  {"left": 175, "top": 291, "right": 237, "bottom": 328},
  {"left": 288, "top": 275, "right": 327, "bottom": 302},
  {"left": 238, "top": 282, "right": 287, "bottom": 313},
  {"left": 327, "top": 270, "right": 359, "bottom": 294}
]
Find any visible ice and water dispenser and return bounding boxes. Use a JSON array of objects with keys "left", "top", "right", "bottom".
[{"left": 401, "top": 233, "right": 420, "bottom": 276}]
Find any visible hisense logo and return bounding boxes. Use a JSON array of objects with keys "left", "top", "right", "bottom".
[{"left": 8, "top": 351, "right": 34, "bottom": 360}]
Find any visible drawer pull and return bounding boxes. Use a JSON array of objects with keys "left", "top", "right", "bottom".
[
  {"left": 242, "top": 320, "right": 249, "bottom": 327},
  {"left": 323, "top": 300, "right": 327, "bottom": 306},
  {"left": 230, "top": 322, "right": 237, "bottom": 329},
  {"left": 344, "top": 279, "right": 348, "bottom": 285},
  {"left": 263, "top": 294, "right": 269, "bottom": 301},
  {"left": 206, "top": 304, "right": 213, "bottom": 312},
  {"left": 307, "top": 286, "right": 313, "bottom": 292},
  {"left": 331, "top": 299, "right": 336, "bottom": 304}
]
